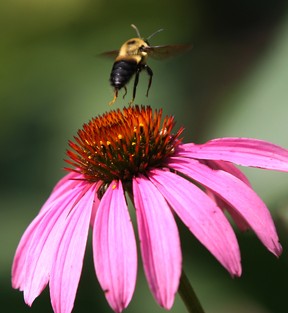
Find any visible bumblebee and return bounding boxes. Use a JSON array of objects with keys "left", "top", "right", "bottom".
[{"left": 103, "top": 24, "right": 191, "bottom": 105}]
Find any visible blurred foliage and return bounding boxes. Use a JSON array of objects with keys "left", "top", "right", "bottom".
[{"left": 1, "top": 0, "right": 288, "bottom": 312}]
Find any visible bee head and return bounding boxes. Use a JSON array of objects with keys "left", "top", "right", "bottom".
[
  {"left": 119, "top": 38, "right": 149, "bottom": 58},
  {"left": 116, "top": 25, "right": 164, "bottom": 61}
]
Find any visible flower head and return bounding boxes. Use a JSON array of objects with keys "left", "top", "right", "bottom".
[{"left": 12, "top": 105, "right": 288, "bottom": 313}]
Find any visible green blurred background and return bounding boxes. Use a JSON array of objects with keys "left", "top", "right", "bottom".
[{"left": 1, "top": 0, "right": 288, "bottom": 312}]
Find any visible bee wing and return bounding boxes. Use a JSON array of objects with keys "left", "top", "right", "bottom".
[
  {"left": 100, "top": 50, "right": 119, "bottom": 59},
  {"left": 143, "top": 44, "right": 192, "bottom": 60}
]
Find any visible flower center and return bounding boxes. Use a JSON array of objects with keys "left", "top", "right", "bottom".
[{"left": 66, "top": 105, "right": 183, "bottom": 184}]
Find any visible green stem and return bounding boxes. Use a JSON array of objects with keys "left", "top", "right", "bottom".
[{"left": 178, "top": 270, "right": 206, "bottom": 313}]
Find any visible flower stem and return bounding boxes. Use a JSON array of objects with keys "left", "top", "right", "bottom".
[{"left": 178, "top": 270, "right": 206, "bottom": 313}]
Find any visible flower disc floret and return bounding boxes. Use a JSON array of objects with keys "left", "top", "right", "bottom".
[{"left": 66, "top": 105, "right": 183, "bottom": 183}]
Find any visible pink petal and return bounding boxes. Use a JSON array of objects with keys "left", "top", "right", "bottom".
[
  {"left": 50, "top": 184, "right": 96, "bottom": 313},
  {"left": 12, "top": 215, "right": 44, "bottom": 291},
  {"left": 149, "top": 169, "right": 241, "bottom": 276},
  {"left": 133, "top": 175, "right": 181, "bottom": 309},
  {"left": 178, "top": 138, "right": 288, "bottom": 171},
  {"left": 23, "top": 183, "right": 88, "bottom": 305},
  {"left": 202, "top": 161, "right": 251, "bottom": 231},
  {"left": 206, "top": 160, "right": 251, "bottom": 186},
  {"left": 168, "top": 157, "right": 282, "bottom": 256},
  {"left": 93, "top": 181, "right": 137, "bottom": 313},
  {"left": 12, "top": 174, "right": 85, "bottom": 294},
  {"left": 205, "top": 188, "right": 250, "bottom": 232},
  {"left": 204, "top": 162, "right": 251, "bottom": 230}
]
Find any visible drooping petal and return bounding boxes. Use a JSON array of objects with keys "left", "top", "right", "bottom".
[
  {"left": 23, "top": 178, "right": 92, "bottom": 305},
  {"left": 133, "top": 175, "right": 181, "bottom": 309},
  {"left": 203, "top": 160, "right": 252, "bottom": 231},
  {"left": 205, "top": 188, "right": 250, "bottom": 232},
  {"left": 50, "top": 184, "right": 96, "bottom": 313},
  {"left": 93, "top": 181, "right": 137, "bottom": 313},
  {"left": 202, "top": 160, "right": 252, "bottom": 231},
  {"left": 149, "top": 169, "right": 241, "bottom": 276},
  {"left": 206, "top": 160, "right": 251, "bottom": 186},
  {"left": 12, "top": 214, "right": 45, "bottom": 291},
  {"left": 23, "top": 183, "right": 88, "bottom": 305},
  {"left": 12, "top": 174, "right": 86, "bottom": 294},
  {"left": 178, "top": 138, "right": 288, "bottom": 171},
  {"left": 168, "top": 157, "right": 282, "bottom": 256}
]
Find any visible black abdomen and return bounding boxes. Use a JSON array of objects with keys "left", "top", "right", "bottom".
[{"left": 109, "top": 60, "right": 138, "bottom": 90}]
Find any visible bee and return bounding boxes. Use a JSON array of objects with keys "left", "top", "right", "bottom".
[{"left": 102, "top": 24, "right": 192, "bottom": 105}]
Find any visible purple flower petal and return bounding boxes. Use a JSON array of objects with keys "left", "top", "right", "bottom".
[
  {"left": 50, "top": 184, "right": 96, "bottom": 313},
  {"left": 149, "top": 169, "right": 241, "bottom": 276},
  {"left": 205, "top": 188, "right": 250, "bottom": 232},
  {"left": 206, "top": 160, "right": 251, "bottom": 186},
  {"left": 23, "top": 185, "right": 86, "bottom": 305},
  {"left": 133, "top": 175, "right": 181, "bottom": 309},
  {"left": 169, "top": 157, "right": 282, "bottom": 256},
  {"left": 178, "top": 138, "right": 288, "bottom": 171},
  {"left": 202, "top": 162, "right": 251, "bottom": 232},
  {"left": 12, "top": 215, "right": 44, "bottom": 292},
  {"left": 93, "top": 181, "right": 137, "bottom": 313}
]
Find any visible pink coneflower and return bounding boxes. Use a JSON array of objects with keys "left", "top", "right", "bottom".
[{"left": 12, "top": 105, "right": 288, "bottom": 313}]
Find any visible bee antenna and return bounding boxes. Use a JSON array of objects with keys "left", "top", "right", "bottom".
[
  {"left": 146, "top": 28, "right": 164, "bottom": 41},
  {"left": 131, "top": 24, "right": 142, "bottom": 38}
]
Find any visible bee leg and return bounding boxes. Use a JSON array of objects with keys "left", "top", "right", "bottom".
[
  {"left": 109, "top": 89, "right": 118, "bottom": 105},
  {"left": 144, "top": 65, "right": 153, "bottom": 97},
  {"left": 122, "top": 86, "right": 127, "bottom": 99},
  {"left": 130, "top": 69, "right": 140, "bottom": 104}
]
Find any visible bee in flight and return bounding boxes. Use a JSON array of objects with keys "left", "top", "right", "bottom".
[{"left": 102, "top": 24, "right": 192, "bottom": 105}]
